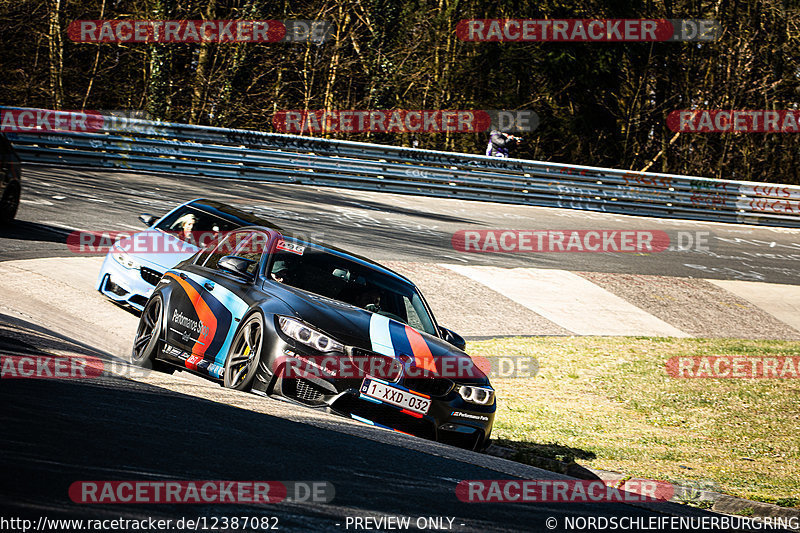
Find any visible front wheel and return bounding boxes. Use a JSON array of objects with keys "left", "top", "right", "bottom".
[
  {"left": 131, "top": 295, "right": 173, "bottom": 373},
  {"left": 223, "top": 313, "right": 264, "bottom": 390}
]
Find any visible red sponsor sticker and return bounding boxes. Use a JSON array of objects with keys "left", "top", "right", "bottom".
[
  {"left": 666, "top": 356, "right": 800, "bottom": 379},
  {"left": 275, "top": 239, "right": 305, "bottom": 255},
  {"left": 451, "top": 230, "right": 670, "bottom": 253},
  {"left": 456, "top": 479, "right": 674, "bottom": 503},
  {"left": 0, "top": 109, "right": 104, "bottom": 133}
]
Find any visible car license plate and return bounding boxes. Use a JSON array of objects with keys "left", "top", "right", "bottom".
[{"left": 361, "top": 378, "right": 431, "bottom": 415}]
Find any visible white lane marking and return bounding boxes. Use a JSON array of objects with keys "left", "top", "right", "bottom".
[
  {"left": 441, "top": 264, "right": 689, "bottom": 337},
  {"left": 20, "top": 199, "right": 54, "bottom": 206},
  {"left": 706, "top": 279, "right": 800, "bottom": 333},
  {"left": 440, "top": 254, "right": 469, "bottom": 263}
]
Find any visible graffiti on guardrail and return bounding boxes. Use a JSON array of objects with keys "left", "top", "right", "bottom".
[
  {"left": 621, "top": 173, "right": 673, "bottom": 188},
  {"left": 690, "top": 193, "right": 727, "bottom": 207},
  {"left": 225, "top": 131, "right": 342, "bottom": 156},
  {"left": 741, "top": 199, "right": 800, "bottom": 214},
  {"left": 556, "top": 200, "right": 607, "bottom": 212},
  {"left": 742, "top": 185, "right": 800, "bottom": 199},
  {"left": 688, "top": 179, "right": 732, "bottom": 193},
  {"left": 611, "top": 184, "right": 673, "bottom": 200},
  {"left": 397, "top": 149, "right": 526, "bottom": 172}
]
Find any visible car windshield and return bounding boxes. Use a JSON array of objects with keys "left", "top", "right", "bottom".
[
  {"left": 155, "top": 206, "right": 245, "bottom": 244},
  {"left": 269, "top": 243, "right": 437, "bottom": 336}
]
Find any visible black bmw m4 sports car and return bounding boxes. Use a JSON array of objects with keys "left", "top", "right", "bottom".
[{"left": 131, "top": 226, "right": 496, "bottom": 450}]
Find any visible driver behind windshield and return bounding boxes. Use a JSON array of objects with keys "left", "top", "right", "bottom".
[
  {"left": 270, "top": 260, "right": 291, "bottom": 283},
  {"left": 354, "top": 286, "right": 381, "bottom": 312}
]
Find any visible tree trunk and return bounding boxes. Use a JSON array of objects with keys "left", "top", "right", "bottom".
[
  {"left": 47, "top": 0, "right": 64, "bottom": 109},
  {"left": 147, "top": 0, "right": 176, "bottom": 120},
  {"left": 190, "top": 0, "right": 218, "bottom": 124}
]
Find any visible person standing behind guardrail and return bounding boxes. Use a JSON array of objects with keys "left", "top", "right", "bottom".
[{"left": 485, "top": 130, "right": 522, "bottom": 158}]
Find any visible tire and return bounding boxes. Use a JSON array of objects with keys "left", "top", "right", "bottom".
[
  {"left": 131, "top": 295, "right": 173, "bottom": 374},
  {"left": 223, "top": 313, "right": 264, "bottom": 391},
  {"left": 0, "top": 182, "right": 20, "bottom": 225}
]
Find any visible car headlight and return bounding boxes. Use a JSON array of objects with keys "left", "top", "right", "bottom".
[
  {"left": 277, "top": 316, "right": 344, "bottom": 353},
  {"left": 456, "top": 384, "right": 494, "bottom": 405},
  {"left": 112, "top": 250, "right": 139, "bottom": 270}
]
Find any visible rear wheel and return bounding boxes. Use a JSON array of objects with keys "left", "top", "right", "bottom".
[
  {"left": 131, "top": 295, "right": 173, "bottom": 373},
  {"left": 223, "top": 314, "right": 263, "bottom": 390},
  {"left": 0, "top": 182, "right": 20, "bottom": 224}
]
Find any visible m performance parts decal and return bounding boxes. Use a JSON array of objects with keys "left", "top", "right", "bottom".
[
  {"left": 368, "top": 314, "right": 437, "bottom": 375},
  {"left": 171, "top": 310, "right": 210, "bottom": 338}
]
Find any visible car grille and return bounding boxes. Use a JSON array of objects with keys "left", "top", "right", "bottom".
[
  {"left": 295, "top": 379, "right": 325, "bottom": 402},
  {"left": 280, "top": 378, "right": 336, "bottom": 405},
  {"left": 402, "top": 377, "right": 454, "bottom": 397},
  {"left": 103, "top": 277, "right": 128, "bottom": 297},
  {"left": 140, "top": 267, "right": 163, "bottom": 286},
  {"left": 349, "top": 348, "right": 402, "bottom": 382}
]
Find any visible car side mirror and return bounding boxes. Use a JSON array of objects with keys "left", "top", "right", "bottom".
[
  {"left": 219, "top": 255, "right": 256, "bottom": 280},
  {"left": 439, "top": 327, "right": 466, "bottom": 351},
  {"left": 139, "top": 214, "right": 157, "bottom": 227}
]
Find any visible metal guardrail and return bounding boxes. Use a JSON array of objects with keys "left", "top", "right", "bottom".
[{"left": 4, "top": 106, "right": 800, "bottom": 227}]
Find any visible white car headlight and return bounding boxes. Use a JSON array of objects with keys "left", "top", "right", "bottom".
[
  {"left": 456, "top": 384, "right": 495, "bottom": 405},
  {"left": 278, "top": 316, "right": 344, "bottom": 353},
  {"left": 112, "top": 250, "right": 139, "bottom": 270}
]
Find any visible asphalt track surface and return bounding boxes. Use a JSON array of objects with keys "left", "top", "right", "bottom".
[
  {"left": 3, "top": 165, "right": 800, "bottom": 284},
  {"left": 1, "top": 164, "right": 797, "bottom": 532},
  {"left": 0, "top": 314, "right": 732, "bottom": 533}
]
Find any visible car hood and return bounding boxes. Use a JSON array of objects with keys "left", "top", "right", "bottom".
[
  {"left": 113, "top": 230, "right": 199, "bottom": 271},
  {"left": 268, "top": 282, "right": 488, "bottom": 383}
]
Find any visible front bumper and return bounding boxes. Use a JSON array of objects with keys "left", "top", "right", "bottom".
[
  {"left": 331, "top": 381, "right": 495, "bottom": 451},
  {"left": 263, "top": 345, "right": 495, "bottom": 451},
  {"left": 96, "top": 253, "right": 160, "bottom": 311}
]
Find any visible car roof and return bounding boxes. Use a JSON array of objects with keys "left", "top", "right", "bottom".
[
  {"left": 185, "top": 198, "right": 282, "bottom": 230},
  {"left": 236, "top": 225, "right": 416, "bottom": 287}
]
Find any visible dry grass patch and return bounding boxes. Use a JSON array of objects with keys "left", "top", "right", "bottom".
[{"left": 470, "top": 337, "right": 800, "bottom": 506}]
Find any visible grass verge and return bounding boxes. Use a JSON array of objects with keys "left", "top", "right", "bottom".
[{"left": 469, "top": 337, "right": 800, "bottom": 507}]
